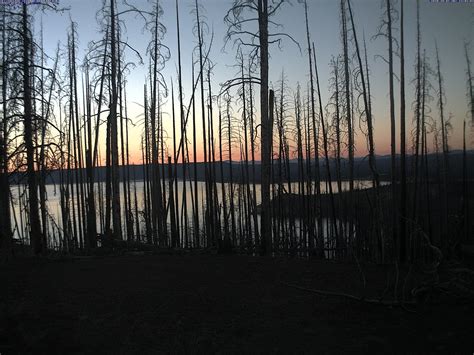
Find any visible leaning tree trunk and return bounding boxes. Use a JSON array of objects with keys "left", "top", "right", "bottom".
[{"left": 313, "top": 43, "right": 339, "bottom": 256}]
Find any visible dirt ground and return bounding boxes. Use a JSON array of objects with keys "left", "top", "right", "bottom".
[{"left": 1, "top": 254, "right": 473, "bottom": 354}]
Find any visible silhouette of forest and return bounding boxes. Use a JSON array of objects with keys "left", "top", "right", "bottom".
[{"left": 0, "top": 0, "right": 473, "bottom": 353}]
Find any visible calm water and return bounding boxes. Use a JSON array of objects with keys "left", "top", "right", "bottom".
[{"left": 10, "top": 179, "right": 380, "bottom": 248}]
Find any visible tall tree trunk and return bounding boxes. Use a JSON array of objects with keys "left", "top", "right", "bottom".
[
  {"left": 207, "top": 64, "right": 219, "bottom": 248},
  {"left": 151, "top": 2, "right": 165, "bottom": 245},
  {"left": 110, "top": 0, "right": 123, "bottom": 240},
  {"left": 399, "top": 0, "right": 407, "bottom": 262},
  {"left": 412, "top": 0, "right": 422, "bottom": 244},
  {"left": 242, "top": 59, "right": 253, "bottom": 251},
  {"left": 386, "top": 0, "right": 397, "bottom": 251},
  {"left": 304, "top": 0, "right": 321, "bottom": 256},
  {"left": 195, "top": 0, "right": 209, "bottom": 247},
  {"left": 258, "top": 0, "right": 272, "bottom": 256},
  {"left": 0, "top": 10, "right": 12, "bottom": 257},
  {"left": 22, "top": 5, "right": 43, "bottom": 254},
  {"left": 171, "top": 80, "right": 180, "bottom": 246},
  {"left": 464, "top": 42, "right": 473, "bottom": 243},
  {"left": 347, "top": 0, "right": 383, "bottom": 260},
  {"left": 175, "top": 0, "right": 188, "bottom": 247},
  {"left": 435, "top": 43, "right": 449, "bottom": 249},
  {"left": 219, "top": 108, "right": 230, "bottom": 249},
  {"left": 143, "top": 86, "right": 152, "bottom": 244},
  {"left": 313, "top": 43, "right": 339, "bottom": 257},
  {"left": 462, "top": 120, "right": 469, "bottom": 243},
  {"left": 248, "top": 65, "right": 259, "bottom": 248},
  {"left": 226, "top": 100, "right": 237, "bottom": 247},
  {"left": 191, "top": 56, "right": 199, "bottom": 248},
  {"left": 341, "top": 0, "right": 353, "bottom": 251},
  {"left": 84, "top": 64, "right": 97, "bottom": 249}
]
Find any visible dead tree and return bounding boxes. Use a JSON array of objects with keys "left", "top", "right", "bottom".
[
  {"left": 411, "top": 0, "right": 422, "bottom": 240},
  {"left": 434, "top": 42, "right": 449, "bottom": 248},
  {"left": 22, "top": 5, "right": 43, "bottom": 254},
  {"left": 375, "top": 0, "right": 398, "bottom": 253},
  {"left": 302, "top": 0, "right": 322, "bottom": 255},
  {"left": 340, "top": 0, "right": 354, "bottom": 247},
  {"left": 0, "top": 9, "right": 12, "bottom": 257},
  {"left": 399, "top": 0, "right": 407, "bottom": 262},
  {"left": 225, "top": 0, "right": 298, "bottom": 255},
  {"left": 83, "top": 62, "right": 97, "bottom": 249},
  {"left": 463, "top": 41, "right": 473, "bottom": 242},
  {"left": 109, "top": 0, "right": 122, "bottom": 240},
  {"left": 147, "top": 0, "right": 169, "bottom": 246}
]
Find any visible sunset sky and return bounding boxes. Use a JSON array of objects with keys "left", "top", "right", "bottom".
[{"left": 35, "top": 0, "right": 474, "bottom": 164}]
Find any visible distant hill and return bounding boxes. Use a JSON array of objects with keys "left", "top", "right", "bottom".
[{"left": 10, "top": 150, "right": 474, "bottom": 185}]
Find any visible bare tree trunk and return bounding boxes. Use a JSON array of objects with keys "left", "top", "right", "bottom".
[
  {"left": 467, "top": 42, "right": 474, "bottom": 127},
  {"left": 191, "top": 55, "right": 199, "bottom": 247},
  {"left": 464, "top": 42, "right": 473, "bottom": 243},
  {"left": 313, "top": 43, "right": 339, "bottom": 256},
  {"left": 435, "top": 43, "right": 449, "bottom": 249},
  {"left": 84, "top": 64, "right": 97, "bottom": 249},
  {"left": 151, "top": 3, "right": 165, "bottom": 245},
  {"left": 303, "top": 0, "right": 321, "bottom": 256},
  {"left": 295, "top": 85, "right": 305, "bottom": 252},
  {"left": 332, "top": 57, "right": 344, "bottom": 246},
  {"left": 0, "top": 10, "right": 12, "bottom": 257},
  {"left": 117, "top": 31, "right": 130, "bottom": 242},
  {"left": 195, "top": 0, "right": 209, "bottom": 247},
  {"left": 38, "top": 24, "right": 48, "bottom": 248},
  {"left": 420, "top": 51, "right": 429, "bottom": 240},
  {"left": 462, "top": 120, "right": 469, "bottom": 243},
  {"left": 133, "top": 169, "right": 140, "bottom": 240},
  {"left": 412, "top": 0, "right": 422, "bottom": 245},
  {"left": 258, "top": 0, "right": 272, "bottom": 256},
  {"left": 22, "top": 5, "right": 43, "bottom": 254},
  {"left": 168, "top": 156, "right": 178, "bottom": 248},
  {"left": 143, "top": 86, "right": 152, "bottom": 244},
  {"left": 341, "top": 0, "right": 353, "bottom": 253},
  {"left": 175, "top": 0, "right": 189, "bottom": 248},
  {"left": 226, "top": 100, "right": 237, "bottom": 247},
  {"left": 242, "top": 60, "right": 253, "bottom": 251},
  {"left": 219, "top": 108, "right": 230, "bottom": 250},
  {"left": 386, "top": 0, "right": 397, "bottom": 253},
  {"left": 124, "top": 88, "right": 133, "bottom": 241},
  {"left": 110, "top": 0, "right": 123, "bottom": 240},
  {"left": 347, "top": 0, "right": 383, "bottom": 260},
  {"left": 248, "top": 65, "right": 259, "bottom": 249},
  {"left": 207, "top": 64, "right": 219, "bottom": 248},
  {"left": 399, "top": 0, "right": 407, "bottom": 262},
  {"left": 171, "top": 80, "right": 180, "bottom": 247}
]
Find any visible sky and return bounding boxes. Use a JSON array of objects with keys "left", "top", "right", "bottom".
[{"left": 32, "top": 0, "right": 474, "bottom": 164}]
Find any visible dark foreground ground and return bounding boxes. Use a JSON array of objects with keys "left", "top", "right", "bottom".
[{"left": 1, "top": 254, "right": 473, "bottom": 354}]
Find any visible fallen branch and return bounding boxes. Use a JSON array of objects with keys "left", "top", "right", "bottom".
[{"left": 279, "top": 280, "right": 417, "bottom": 312}]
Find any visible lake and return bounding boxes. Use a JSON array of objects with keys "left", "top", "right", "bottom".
[{"left": 10, "top": 179, "right": 380, "bottom": 252}]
